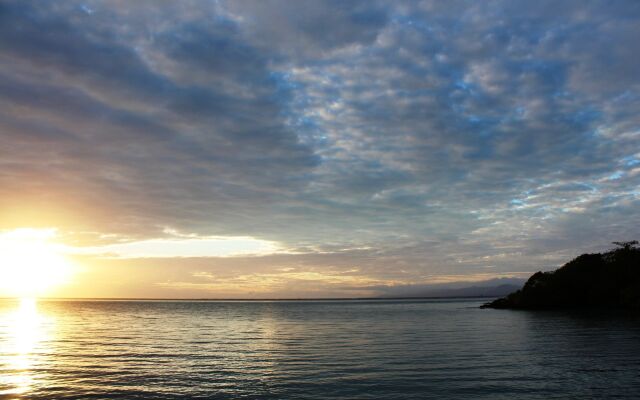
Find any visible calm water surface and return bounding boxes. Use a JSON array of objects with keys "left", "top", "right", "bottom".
[{"left": 1, "top": 298, "right": 639, "bottom": 399}]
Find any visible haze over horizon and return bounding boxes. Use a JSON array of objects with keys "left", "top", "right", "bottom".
[{"left": 0, "top": 0, "right": 638, "bottom": 298}]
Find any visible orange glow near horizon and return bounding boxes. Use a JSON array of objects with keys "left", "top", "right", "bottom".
[{"left": 0, "top": 229, "right": 75, "bottom": 298}]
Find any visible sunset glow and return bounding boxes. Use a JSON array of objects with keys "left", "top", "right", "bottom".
[
  {"left": 0, "top": 0, "right": 637, "bottom": 299},
  {"left": 0, "top": 1, "right": 639, "bottom": 399},
  {"left": 0, "top": 229, "right": 74, "bottom": 298}
]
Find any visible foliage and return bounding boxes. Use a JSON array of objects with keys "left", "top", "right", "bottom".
[{"left": 482, "top": 242, "right": 640, "bottom": 309}]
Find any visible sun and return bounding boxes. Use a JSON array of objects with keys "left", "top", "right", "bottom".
[{"left": 0, "top": 228, "right": 74, "bottom": 298}]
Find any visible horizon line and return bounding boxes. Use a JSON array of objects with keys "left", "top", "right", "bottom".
[{"left": 2, "top": 295, "right": 500, "bottom": 302}]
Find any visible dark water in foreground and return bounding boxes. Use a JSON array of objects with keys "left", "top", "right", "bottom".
[{"left": 1, "top": 298, "right": 639, "bottom": 399}]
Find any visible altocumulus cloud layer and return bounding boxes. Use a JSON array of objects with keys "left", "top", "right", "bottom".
[{"left": 0, "top": 0, "right": 639, "bottom": 297}]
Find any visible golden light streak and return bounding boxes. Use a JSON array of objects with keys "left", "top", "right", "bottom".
[{"left": 0, "top": 298, "right": 55, "bottom": 396}]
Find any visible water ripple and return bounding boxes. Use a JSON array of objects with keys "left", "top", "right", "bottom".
[{"left": 1, "top": 299, "right": 639, "bottom": 399}]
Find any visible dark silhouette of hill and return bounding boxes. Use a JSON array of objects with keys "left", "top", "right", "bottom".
[{"left": 482, "top": 241, "right": 640, "bottom": 309}]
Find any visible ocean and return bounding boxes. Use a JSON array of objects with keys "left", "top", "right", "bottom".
[{"left": 1, "top": 298, "right": 639, "bottom": 399}]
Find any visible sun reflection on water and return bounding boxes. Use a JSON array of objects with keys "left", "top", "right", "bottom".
[{"left": 0, "top": 298, "right": 54, "bottom": 397}]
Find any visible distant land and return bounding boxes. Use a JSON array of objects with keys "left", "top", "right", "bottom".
[
  {"left": 374, "top": 278, "right": 525, "bottom": 299},
  {"left": 30, "top": 279, "right": 525, "bottom": 301},
  {"left": 414, "top": 284, "right": 523, "bottom": 298},
  {"left": 482, "top": 241, "right": 640, "bottom": 309}
]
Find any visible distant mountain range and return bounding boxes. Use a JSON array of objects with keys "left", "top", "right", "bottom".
[
  {"left": 374, "top": 277, "right": 526, "bottom": 299},
  {"left": 414, "top": 284, "right": 523, "bottom": 298}
]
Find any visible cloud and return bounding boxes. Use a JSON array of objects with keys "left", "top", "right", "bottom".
[
  {"left": 226, "top": 0, "right": 389, "bottom": 58},
  {"left": 69, "top": 235, "right": 282, "bottom": 258},
  {"left": 0, "top": 0, "right": 639, "bottom": 296},
  {"left": 0, "top": 0, "right": 318, "bottom": 239}
]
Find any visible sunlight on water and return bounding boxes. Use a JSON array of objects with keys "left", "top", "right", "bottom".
[
  {"left": 0, "top": 299, "right": 638, "bottom": 399},
  {"left": 0, "top": 298, "right": 54, "bottom": 397}
]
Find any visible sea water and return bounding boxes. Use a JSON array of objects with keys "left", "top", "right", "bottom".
[{"left": 1, "top": 298, "right": 639, "bottom": 399}]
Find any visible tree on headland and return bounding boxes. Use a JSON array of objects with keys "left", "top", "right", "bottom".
[
  {"left": 482, "top": 241, "right": 640, "bottom": 309},
  {"left": 612, "top": 240, "right": 638, "bottom": 251}
]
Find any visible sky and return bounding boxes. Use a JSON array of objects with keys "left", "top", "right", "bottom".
[{"left": 0, "top": 0, "right": 639, "bottom": 298}]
